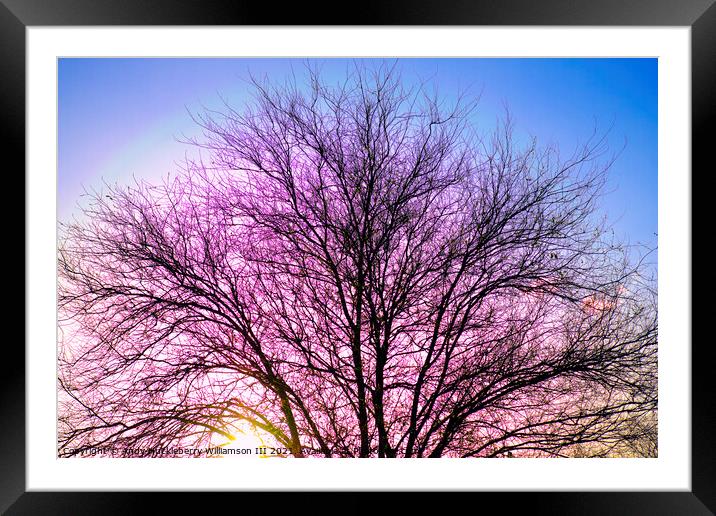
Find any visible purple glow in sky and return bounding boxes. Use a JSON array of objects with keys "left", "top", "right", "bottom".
[
  {"left": 58, "top": 58, "right": 659, "bottom": 458},
  {"left": 58, "top": 58, "right": 657, "bottom": 249}
]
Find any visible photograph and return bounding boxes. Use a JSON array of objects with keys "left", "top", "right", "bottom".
[{"left": 56, "top": 57, "right": 658, "bottom": 460}]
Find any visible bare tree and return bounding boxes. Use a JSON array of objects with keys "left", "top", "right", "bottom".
[{"left": 58, "top": 62, "right": 657, "bottom": 458}]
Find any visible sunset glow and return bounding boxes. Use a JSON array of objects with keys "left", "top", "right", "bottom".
[{"left": 57, "top": 59, "right": 657, "bottom": 458}]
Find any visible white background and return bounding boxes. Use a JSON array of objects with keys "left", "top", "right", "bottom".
[{"left": 26, "top": 27, "right": 690, "bottom": 490}]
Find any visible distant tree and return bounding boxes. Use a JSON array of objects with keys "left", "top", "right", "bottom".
[{"left": 58, "top": 63, "right": 657, "bottom": 458}]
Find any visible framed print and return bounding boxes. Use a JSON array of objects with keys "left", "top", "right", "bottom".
[{"left": 5, "top": 0, "right": 715, "bottom": 513}]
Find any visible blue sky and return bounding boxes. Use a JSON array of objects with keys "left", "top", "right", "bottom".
[{"left": 58, "top": 58, "right": 657, "bottom": 249}]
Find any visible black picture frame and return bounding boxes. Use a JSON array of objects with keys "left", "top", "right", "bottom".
[{"left": 4, "top": 1, "right": 714, "bottom": 514}]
